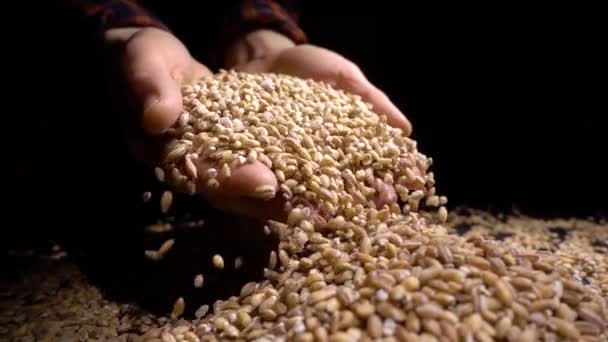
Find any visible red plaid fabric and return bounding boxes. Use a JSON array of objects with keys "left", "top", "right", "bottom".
[
  {"left": 68, "top": 0, "right": 170, "bottom": 32},
  {"left": 66, "top": 0, "right": 307, "bottom": 45},
  {"left": 221, "top": 0, "right": 308, "bottom": 46}
]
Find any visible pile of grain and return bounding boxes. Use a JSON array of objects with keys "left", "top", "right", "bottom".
[
  {"left": 147, "top": 71, "right": 607, "bottom": 341},
  {"left": 1, "top": 212, "right": 607, "bottom": 341},
  {"left": 448, "top": 209, "right": 608, "bottom": 300},
  {"left": 158, "top": 71, "right": 442, "bottom": 218},
  {"left": 1, "top": 70, "right": 606, "bottom": 341}
]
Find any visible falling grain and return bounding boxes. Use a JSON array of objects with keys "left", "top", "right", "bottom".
[
  {"left": 142, "top": 191, "right": 152, "bottom": 202},
  {"left": 158, "top": 239, "right": 175, "bottom": 256},
  {"left": 170, "top": 297, "right": 185, "bottom": 320},
  {"left": 160, "top": 191, "right": 173, "bottom": 214},
  {"left": 194, "top": 274, "right": 204, "bottom": 288},
  {"left": 155, "top": 167, "right": 165, "bottom": 182},
  {"left": 212, "top": 254, "right": 224, "bottom": 270}
]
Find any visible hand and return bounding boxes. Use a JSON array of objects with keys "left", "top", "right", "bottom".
[
  {"left": 221, "top": 30, "right": 414, "bottom": 220},
  {"left": 106, "top": 27, "right": 281, "bottom": 219},
  {"left": 106, "top": 27, "right": 212, "bottom": 134},
  {"left": 225, "top": 30, "right": 412, "bottom": 134}
]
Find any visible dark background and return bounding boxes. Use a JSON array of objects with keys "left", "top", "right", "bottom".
[
  {"left": 2, "top": 1, "right": 606, "bottom": 248},
  {"left": 296, "top": 2, "right": 607, "bottom": 219}
]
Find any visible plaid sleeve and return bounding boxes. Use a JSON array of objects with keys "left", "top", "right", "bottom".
[
  {"left": 67, "top": 0, "right": 169, "bottom": 33},
  {"left": 220, "top": 0, "right": 308, "bottom": 48}
]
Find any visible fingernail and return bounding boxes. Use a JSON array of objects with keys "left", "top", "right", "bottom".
[{"left": 141, "top": 97, "right": 169, "bottom": 135}]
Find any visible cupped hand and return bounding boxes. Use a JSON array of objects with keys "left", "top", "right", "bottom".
[
  {"left": 278, "top": 46, "right": 411, "bottom": 133},
  {"left": 106, "top": 27, "right": 211, "bottom": 134},
  {"left": 106, "top": 27, "right": 281, "bottom": 218},
  {"left": 221, "top": 31, "right": 413, "bottom": 221},
  {"left": 228, "top": 33, "right": 412, "bottom": 135}
]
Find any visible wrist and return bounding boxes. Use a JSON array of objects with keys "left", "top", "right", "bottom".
[{"left": 224, "top": 29, "right": 296, "bottom": 69}]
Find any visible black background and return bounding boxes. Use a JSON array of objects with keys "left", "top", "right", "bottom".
[
  {"left": 2, "top": 1, "right": 607, "bottom": 247},
  {"left": 296, "top": 2, "right": 607, "bottom": 218}
]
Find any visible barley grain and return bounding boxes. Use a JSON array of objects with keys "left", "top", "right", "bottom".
[
  {"left": 194, "top": 274, "right": 204, "bottom": 288},
  {"left": 158, "top": 239, "right": 175, "bottom": 256},
  {"left": 56, "top": 71, "right": 605, "bottom": 342},
  {"left": 160, "top": 191, "right": 173, "bottom": 214},
  {"left": 143, "top": 191, "right": 152, "bottom": 202},
  {"left": 170, "top": 297, "right": 185, "bottom": 320},
  {"left": 144, "top": 250, "right": 161, "bottom": 261},
  {"left": 234, "top": 256, "right": 244, "bottom": 269},
  {"left": 184, "top": 154, "right": 198, "bottom": 180},
  {"left": 155, "top": 167, "right": 165, "bottom": 182},
  {"left": 145, "top": 223, "right": 173, "bottom": 233},
  {"left": 367, "top": 314, "right": 382, "bottom": 339},
  {"left": 212, "top": 255, "right": 224, "bottom": 270},
  {"left": 195, "top": 305, "right": 209, "bottom": 319},
  {"left": 438, "top": 207, "right": 448, "bottom": 223},
  {"left": 252, "top": 185, "right": 277, "bottom": 200}
]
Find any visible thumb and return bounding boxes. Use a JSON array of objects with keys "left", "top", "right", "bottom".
[
  {"left": 123, "top": 45, "right": 183, "bottom": 135},
  {"left": 195, "top": 160, "right": 284, "bottom": 220},
  {"left": 196, "top": 160, "right": 278, "bottom": 198}
]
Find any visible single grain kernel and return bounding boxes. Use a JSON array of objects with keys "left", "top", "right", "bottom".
[
  {"left": 170, "top": 297, "right": 185, "bottom": 320},
  {"left": 158, "top": 239, "right": 175, "bottom": 256},
  {"left": 194, "top": 274, "right": 204, "bottom": 288},
  {"left": 160, "top": 191, "right": 173, "bottom": 213},
  {"left": 212, "top": 254, "right": 224, "bottom": 269}
]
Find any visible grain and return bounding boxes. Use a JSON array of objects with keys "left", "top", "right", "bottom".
[
  {"left": 354, "top": 300, "right": 376, "bottom": 318},
  {"left": 194, "top": 274, "right": 204, "bottom": 288},
  {"left": 195, "top": 305, "right": 209, "bottom": 319},
  {"left": 367, "top": 315, "right": 382, "bottom": 339},
  {"left": 234, "top": 256, "right": 244, "bottom": 269},
  {"left": 211, "top": 254, "right": 225, "bottom": 270},
  {"left": 551, "top": 317, "right": 580, "bottom": 339},
  {"left": 171, "top": 297, "right": 185, "bottom": 320},
  {"left": 268, "top": 251, "right": 277, "bottom": 269},
  {"left": 184, "top": 154, "right": 198, "bottom": 180},
  {"left": 143, "top": 191, "right": 152, "bottom": 202},
  {"left": 252, "top": 185, "right": 277, "bottom": 200},
  {"left": 158, "top": 239, "right": 175, "bottom": 256},
  {"left": 144, "top": 250, "right": 161, "bottom": 261},
  {"left": 240, "top": 282, "right": 257, "bottom": 297},
  {"left": 160, "top": 191, "right": 173, "bottom": 214},
  {"left": 145, "top": 223, "right": 173, "bottom": 233},
  {"left": 4, "top": 71, "right": 606, "bottom": 342},
  {"left": 403, "top": 276, "right": 420, "bottom": 291},
  {"left": 438, "top": 206, "right": 448, "bottom": 223},
  {"left": 494, "top": 280, "right": 513, "bottom": 306},
  {"left": 155, "top": 167, "right": 165, "bottom": 182}
]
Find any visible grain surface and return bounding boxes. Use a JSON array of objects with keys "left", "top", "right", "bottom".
[{"left": 1, "top": 71, "right": 605, "bottom": 341}]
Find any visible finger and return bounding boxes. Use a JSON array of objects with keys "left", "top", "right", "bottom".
[
  {"left": 271, "top": 45, "right": 413, "bottom": 135},
  {"left": 196, "top": 160, "right": 278, "bottom": 198},
  {"left": 123, "top": 41, "right": 183, "bottom": 135},
  {"left": 336, "top": 68, "right": 413, "bottom": 136},
  {"left": 176, "top": 61, "right": 213, "bottom": 84},
  {"left": 195, "top": 160, "right": 283, "bottom": 221}
]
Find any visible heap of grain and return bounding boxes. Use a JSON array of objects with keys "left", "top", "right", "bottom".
[{"left": 149, "top": 70, "right": 607, "bottom": 341}]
